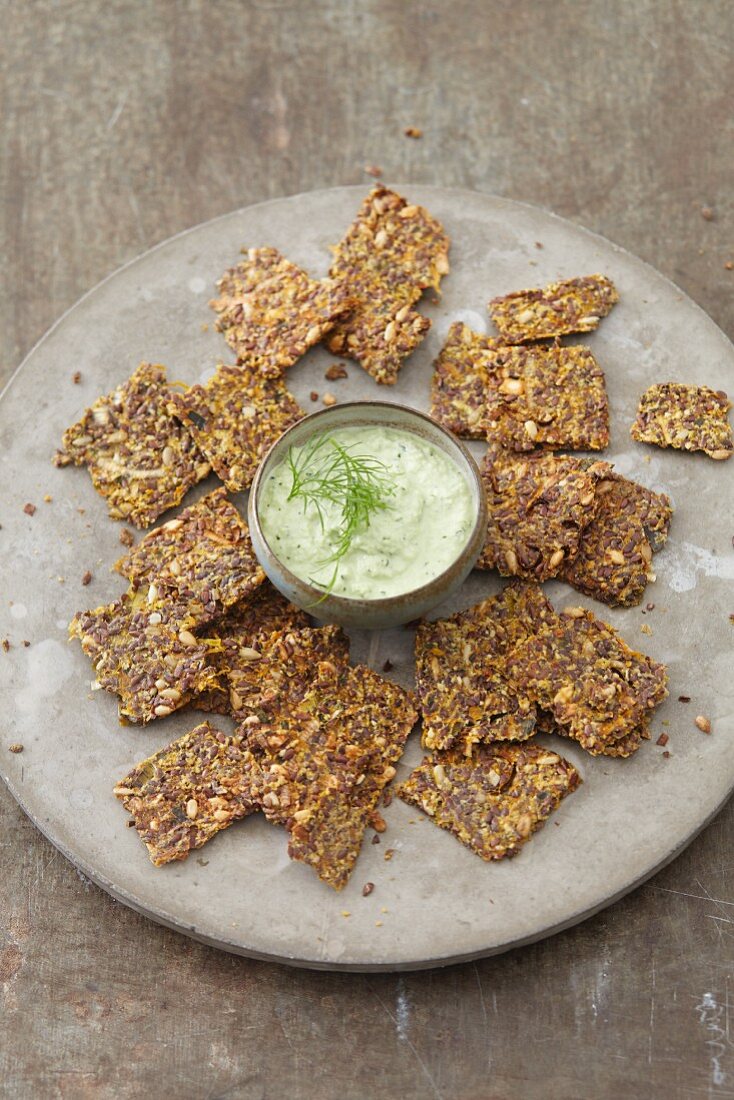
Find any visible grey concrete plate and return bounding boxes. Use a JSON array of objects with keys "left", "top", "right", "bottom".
[{"left": 1, "top": 186, "right": 733, "bottom": 972}]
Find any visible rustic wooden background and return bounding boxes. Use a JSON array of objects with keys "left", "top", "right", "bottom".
[{"left": 2, "top": 3, "right": 733, "bottom": 1098}]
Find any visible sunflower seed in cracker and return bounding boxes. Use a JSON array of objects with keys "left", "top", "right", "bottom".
[
  {"left": 489, "top": 274, "right": 618, "bottom": 343},
  {"left": 54, "top": 363, "right": 210, "bottom": 527},
  {"left": 167, "top": 364, "right": 305, "bottom": 491},
  {"left": 398, "top": 742, "right": 581, "bottom": 860},
  {"left": 210, "top": 247, "right": 353, "bottom": 375},
  {"left": 630, "top": 383, "right": 733, "bottom": 460},
  {"left": 114, "top": 722, "right": 261, "bottom": 865}
]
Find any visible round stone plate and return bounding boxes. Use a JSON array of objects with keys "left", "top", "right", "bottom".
[{"left": 1, "top": 186, "right": 733, "bottom": 972}]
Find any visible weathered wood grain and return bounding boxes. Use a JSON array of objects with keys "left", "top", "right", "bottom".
[{"left": 1, "top": 2, "right": 733, "bottom": 1097}]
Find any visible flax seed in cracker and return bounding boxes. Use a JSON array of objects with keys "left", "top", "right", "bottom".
[
  {"left": 114, "top": 722, "right": 261, "bottom": 865},
  {"left": 54, "top": 363, "right": 210, "bottom": 527},
  {"left": 415, "top": 582, "right": 552, "bottom": 754},
  {"left": 563, "top": 473, "right": 673, "bottom": 607},
  {"left": 630, "top": 383, "right": 733, "bottom": 460},
  {"left": 489, "top": 274, "right": 618, "bottom": 343},
  {"left": 327, "top": 186, "right": 450, "bottom": 385},
  {"left": 70, "top": 595, "right": 219, "bottom": 724},
  {"left": 240, "top": 663, "right": 417, "bottom": 889},
  {"left": 477, "top": 444, "right": 611, "bottom": 580},
  {"left": 210, "top": 247, "right": 353, "bottom": 375},
  {"left": 398, "top": 742, "right": 581, "bottom": 861},
  {"left": 504, "top": 606, "right": 668, "bottom": 756},
  {"left": 193, "top": 583, "right": 311, "bottom": 714},
  {"left": 167, "top": 364, "right": 305, "bottom": 492},
  {"left": 486, "top": 342, "right": 610, "bottom": 452},
  {"left": 429, "top": 322, "right": 504, "bottom": 438},
  {"left": 115, "top": 488, "right": 264, "bottom": 628}
]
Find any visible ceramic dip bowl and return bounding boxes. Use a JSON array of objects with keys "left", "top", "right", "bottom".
[{"left": 248, "top": 401, "right": 487, "bottom": 630}]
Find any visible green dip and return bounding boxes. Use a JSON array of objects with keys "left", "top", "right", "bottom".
[{"left": 258, "top": 425, "right": 476, "bottom": 599}]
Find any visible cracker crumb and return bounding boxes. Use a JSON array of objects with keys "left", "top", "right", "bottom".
[
  {"left": 23, "top": 503, "right": 36, "bottom": 516},
  {"left": 8, "top": 743, "right": 23, "bottom": 753},
  {"left": 375, "top": 920, "right": 383, "bottom": 927},
  {"left": 310, "top": 391, "right": 319, "bottom": 402},
  {"left": 43, "top": 494, "right": 52, "bottom": 503},
  {"left": 22, "top": 640, "right": 30, "bottom": 647},
  {"left": 81, "top": 571, "right": 93, "bottom": 586},
  {"left": 370, "top": 810, "right": 387, "bottom": 833},
  {"left": 341, "top": 910, "right": 351, "bottom": 918},
  {"left": 322, "top": 393, "right": 337, "bottom": 407},
  {"left": 656, "top": 733, "right": 669, "bottom": 746},
  {"left": 662, "top": 750, "right": 671, "bottom": 759},
  {"left": 382, "top": 659, "right": 393, "bottom": 672},
  {"left": 535, "top": 241, "right": 544, "bottom": 249},
  {"left": 325, "top": 363, "right": 349, "bottom": 381},
  {"left": 678, "top": 695, "right": 691, "bottom": 702},
  {"left": 2, "top": 639, "right": 9, "bottom": 652},
  {"left": 364, "top": 165, "right": 382, "bottom": 178},
  {"left": 119, "top": 528, "right": 135, "bottom": 547},
  {"left": 640, "top": 623, "right": 653, "bottom": 636},
  {"left": 371, "top": 834, "right": 380, "bottom": 845},
  {"left": 72, "top": 371, "right": 82, "bottom": 384},
  {"left": 362, "top": 882, "right": 374, "bottom": 896},
  {"left": 695, "top": 715, "right": 711, "bottom": 734},
  {"left": 701, "top": 206, "right": 715, "bottom": 221},
  {"left": 404, "top": 126, "right": 422, "bottom": 138},
  {"left": 384, "top": 849, "right": 395, "bottom": 861},
  {"left": 725, "top": 261, "right": 733, "bottom": 271}
]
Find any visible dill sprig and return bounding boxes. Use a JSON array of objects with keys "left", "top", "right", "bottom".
[{"left": 286, "top": 431, "right": 395, "bottom": 594}]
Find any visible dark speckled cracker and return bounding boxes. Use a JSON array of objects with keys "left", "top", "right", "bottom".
[
  {"left": 489, "top": 274, "right": 618, "bottom": 343},
  {"left": 416, "top": 582, "right": 553, "bottom": 754},
  {"left": 54, "top": 363, "right": 210, "bottom": 527},
  {"left": 477, "top": 444, "right": 612, "bottom": 580},
  {"left": 167, "top": 364, "right": 305, "bottom": 492},
  {"left": 398, "top": 741, "right": 581, "bottom": 861},
  {"left": 114, "top": 722, "right": 261, "bottom": 866},
  {"left": 115, "top": 488, "right": 265, "bottom": 629},
  {"left": 429, "top": 322, "right": 505, "bottom": 438},
  {"left": 327, "top": 186, "right": 450, "bottom": 385},
  {"left": 630, "top": 383, "right": 733, "bottom": 461},
  {"left": 193, "top": 583, "right": 311, "bottom": 715},
  {"left": 563, "top": 473, "right": 673, "bottom": 607},
  {"left": 70, "top": 594, "right": 219, "bottom": 725},
  {"left": 504, "top": 606, "right": 668, "bottom": 756},
  {"left": 210, "top": 246, "right": 353, "bottom": 375},
  {"left": 239, "top": 664, "right": 418, "bottom": 889},
  {"left": 485, "top": 342, "right": 610, "bottom": 452}
]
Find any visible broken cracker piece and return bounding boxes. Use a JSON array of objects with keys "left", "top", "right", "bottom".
[
  {"left": 489, "top": 274, "right": 618, "bottom": 343},
  {"left": 210, "top": 247, "right": 352, "bottom": 375},
  {"left": 114, "top": 722, "right": 260, "bottom": 865},
  {"left": 478, "top": 444, "right": 611, "bottom": 580},
  {"left": 327, "top": 186, "right": 450, "bottom": 384},
  {"left": 563, "top": 473, "right": 672, "bottom": 606},
  {"left": 630, "top": 383, "right": 733, "bottom": 461},
  {"left": 115, "top": 488, "right": 264, "bottom": 628},
  {"left": 398, "top": 741, "right": 581, "bottom": 860},
  {"left": 504, "top": 606, "right": 668, "bottom": 755},
  {"left": 167, "top": 364, "right": 305, "bottom": 491},
  {"left": 429, "top": 322, "right": 505, "bottom": 438},
  {"left": 70, "top": 594, "right": 218, "bottom": 724},
  {"left": 416, "top": 582, "right": 553, "bottom": 753},
  {"left": 54, "top": 363, "right": 210, "bottom": 527}
]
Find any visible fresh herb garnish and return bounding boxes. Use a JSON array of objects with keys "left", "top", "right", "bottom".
[{"left": 286, "top": 431, "right": 395, "bottom": 595}]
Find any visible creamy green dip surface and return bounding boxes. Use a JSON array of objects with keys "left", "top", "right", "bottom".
[{"left": 258, "top": 426, "right": 476, "bottom": 599}]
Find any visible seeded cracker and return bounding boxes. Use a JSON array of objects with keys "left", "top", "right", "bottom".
[
  {"left": 167, "top": 364, "right": 305, "bottom": 492},
  {"left": 70, "top": 595, "right": 219, "bottom": 724},
  {"left": 416, "top": 582, "right": 553, "bottom": 753},
  {"left": 489, "top": 274, "right": 618, "bottom": 343},
  {"left": 210, "top": 247, "right": 353, "bottom": 375},
  {"left": 398, "top": 742, "right": 581, "bottom": 860},
  {"left": 327, "top": 186, "right": 450, "bottom": 384},
  {"left": 240, "top": 663, "right": 417, "bottom": 889},
  {"left": 478, "top": 444, "right": 612, "bottom": 580},
  {"left": 54, "top": 363, "right": 210, "bottom": 527},
  {"left": 193, "top": 583, "right": 311, "bottom": 714},
  {"left": 563, "top": 473, "right": 673, "bottom": 606},
  {"left": 115, "top": 488, "right": 264, "bottom": 628},
  {"left": 504, "top": 606, "right": 668, "bottom": 756},
  {"left": 630, "top": 383, "right": 733, "bottom": 460},
  {"left": 485, "top": 342, "right": 610, "bottom": 452},
  {"left": 430, "top": 323, "right": 505, "bottom": 438},
  {"left": 429, "top": 326, "right": 609, "bottom": 450},
  {"left": 114, "top": 723, "right": 260, "bottom": 865}
]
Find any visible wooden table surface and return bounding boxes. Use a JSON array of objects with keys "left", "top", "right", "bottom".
[{"left": 2, "top": 3, "right": 733, "bottom": 1097}]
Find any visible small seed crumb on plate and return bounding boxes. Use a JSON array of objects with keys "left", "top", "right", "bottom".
[
  {"left": 362, "top": 882, "right": 374, "bottom": 896},
  {"left": 9, "top": 743, "right": 23, "bottom": 753},
  {"left": 678, "top": 695, "right": 691, "bottom": 703},
  {"left": 656, "top": 733, "right": 669, "bottom": 746},
  {"left": 322, "top": 392, "right": 337, "bottom": 407},
  {"left": 364, "top": 165, "right": 382, "bottom": 178},
  {"left": 81, "top": 571, "right": 93, "bottom": 586},
  {"left": 695, "top": 715, "right": 712, "bottom": 734},
  {"left": 23, "top": 503, "right": 36, "bottom": 516},
  {"left": 72, "top": 371, "right": 82, "bottom": 383},
  {"left": 404, "top": 126, "right": 422, "bottom": 138}
]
